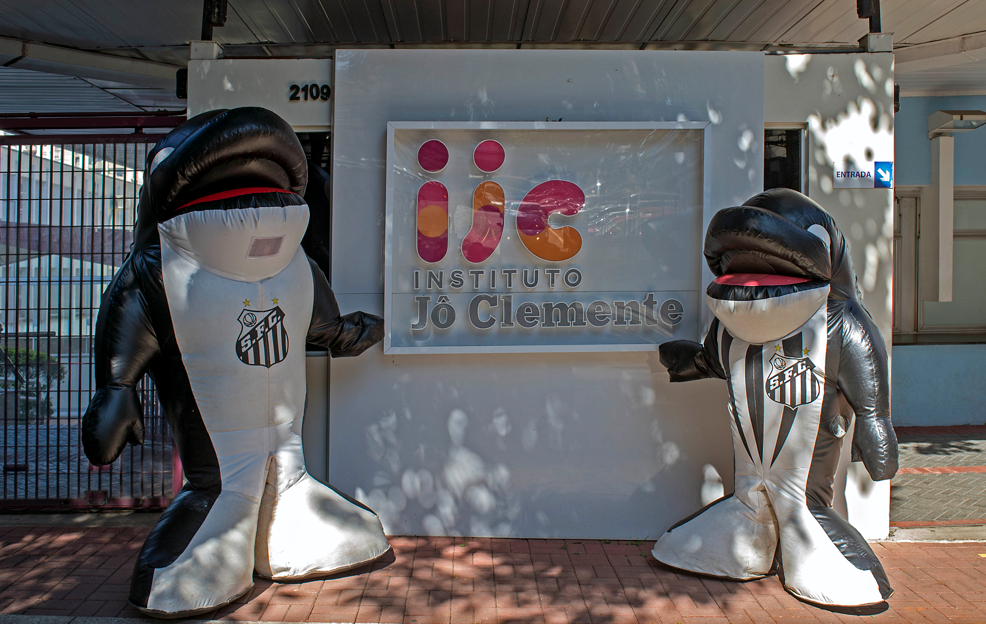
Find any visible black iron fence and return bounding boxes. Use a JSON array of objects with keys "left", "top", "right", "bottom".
[{"left": 0, "top": 136, "right": 175, "bottom": 510}]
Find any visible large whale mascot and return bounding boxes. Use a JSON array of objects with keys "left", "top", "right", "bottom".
[
  {"left": 655, "top": 188, "right": 898, "bottom": 607},
  {"left": 82, "top": 108, "right": 390, "bottom": 617}
]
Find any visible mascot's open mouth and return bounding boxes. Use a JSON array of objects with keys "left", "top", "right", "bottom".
[
  {"left": 713, "top": 273, "right": 810, "bottom": 286},
  {"left": 702, "top": 204, "right": 834, "bottom": 343},
  {"left": 704, "top": 205, "right": 832, "bottom": 303}
]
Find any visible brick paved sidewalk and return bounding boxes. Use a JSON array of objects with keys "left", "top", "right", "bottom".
[
  {"left": 892, "top": 426, "right": 986, "bottom": 527},
  {"left": 3, "top": 523, "right": 986, "bottom": 624}
]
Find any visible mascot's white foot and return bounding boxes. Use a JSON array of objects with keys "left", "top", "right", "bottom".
[
  {"left": 132, "top": 490, "right": 259, "bottom": 618},
  {"left": 778, "top": 506, "right": 892, "bottom": 607},
  {"left": 652, "top": 492, "right": 777, "bottom": 580},
  {"left": 255, "top": 471, "right": 390, "bottom": 580}
]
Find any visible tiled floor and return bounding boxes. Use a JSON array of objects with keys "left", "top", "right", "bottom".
[
  {"left": 892, "top": 426, "right": 986, "bottom": 526},
  {"left": 5, "top": 425, "right": 986, "bottom": 623},
  {"left": 3, "top": 524, "right": 986, "bottom": 623}
]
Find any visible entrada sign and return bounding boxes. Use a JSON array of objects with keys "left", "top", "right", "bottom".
[
  {"left": 833, "top": 160, "right": 894, "bottom": 189},
  {"left": 384, "top": 121, "right": 710, "bottom": 354}
]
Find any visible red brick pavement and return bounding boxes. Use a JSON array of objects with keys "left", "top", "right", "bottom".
[
  {"left": 895, "top": 426, "right": 986, "bottom": 437},
  {"left": 898, "top": 467, "right": 986, "bottom": 475},
  {"left": 2, "top": 524, "right": 986, "bottom": 623}
]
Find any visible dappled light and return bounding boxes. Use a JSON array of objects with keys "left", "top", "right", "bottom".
[
  {"left": 785, "top": 54, "right": 811, "bottom": 81},
  {"left": 331, "top": 350, "right": 733, "bottom": 541},
  {"left": 357, "top": 405, "right": 522, "bottom": 538},
  {"left": 8, "top": 526, "right": 962, "bottom": 620},
  {"left": 779, "top": 55, "right": 896, "bottom": 323}
]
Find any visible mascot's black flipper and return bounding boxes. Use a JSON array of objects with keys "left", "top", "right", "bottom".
[
  {"left": 660, "top": 318, "right": 726, "bottom": 383},
  {"left": 838, "top": 299, "right": 898, "bottom": 480},
  {"left": 653, "top": 188, "right": 896, "bottom": 607},
  {"left": 82, "top": 259, "right": 155, "bottom": 465},
  {"left": 82, "top": 108, "right": 389, "bottom": 618},
  {"left": 308, "top": 259, "right": 384, "bottom": 357}
]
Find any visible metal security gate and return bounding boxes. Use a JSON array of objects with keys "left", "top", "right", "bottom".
[{"left": 0, "top": 130, "right": 175, "bottom": 510}]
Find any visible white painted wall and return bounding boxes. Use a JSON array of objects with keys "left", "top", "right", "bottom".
[
  {"left": 329, "top": 50, "right": 763, "bottom": 539},
  {"left": 317, "top": 49, "right": 894, "bottom": 540},
  {"left": 764, "top": 53, "right": 895, "bottom": 539}
]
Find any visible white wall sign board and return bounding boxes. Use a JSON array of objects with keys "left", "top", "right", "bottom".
[
  {"left": 385, "top": 122, "right": 708, "bottom": 354},
  {"left": 187, "top": 59, "right": 331, "bottom": 130},
  {"left": 331, "top": 49, "right": 764, "bottom": 539}
]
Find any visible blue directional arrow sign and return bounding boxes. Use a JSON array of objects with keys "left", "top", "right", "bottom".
[{"left": 874, "top": 162, "right": 893, "bottom": 188}]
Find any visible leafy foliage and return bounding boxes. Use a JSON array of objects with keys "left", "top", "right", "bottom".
[{"left": 1, "top": 347, "right": 67, "bottom": 421}]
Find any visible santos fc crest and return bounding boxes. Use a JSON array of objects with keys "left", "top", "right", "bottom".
[
  {"left": 766, "top": 353, "right": 820, "bottom": 409},
  {"left": 236, "top": 306, "right": 288, "bottom": 368}
]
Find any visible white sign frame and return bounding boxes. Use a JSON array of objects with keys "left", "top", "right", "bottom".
[{"left": 384, "top": 120, "right": 712, "bottom": 355}]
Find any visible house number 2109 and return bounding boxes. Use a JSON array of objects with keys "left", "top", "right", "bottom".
[{"left": 288, "top": 83, "right": 331, "bottom": 101}]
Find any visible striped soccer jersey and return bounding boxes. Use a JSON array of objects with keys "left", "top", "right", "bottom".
[{"left": 653, "top": 303, "right": 892, "bottom": 607}]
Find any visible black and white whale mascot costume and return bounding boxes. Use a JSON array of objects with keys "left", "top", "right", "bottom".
[
  {"left": 655, "top": 188, "right": 898, "bottom": 607},
  {"left": 81, "top": 108, "right": 390, "bottom": 617}
]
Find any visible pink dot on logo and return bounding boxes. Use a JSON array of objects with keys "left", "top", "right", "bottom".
[
  {"left": 417, "top": 140, "right": 449, "bottom": 173},
  {"left": 473, "top": 140, "right": 505, "bottom": 173}
]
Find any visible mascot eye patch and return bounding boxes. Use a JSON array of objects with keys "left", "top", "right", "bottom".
[
  {"left": 714, "top": 274, "right": 810, "bottom": 287},
  {"left": 247, "top": 236, "right": 284, "bottom": 258}
]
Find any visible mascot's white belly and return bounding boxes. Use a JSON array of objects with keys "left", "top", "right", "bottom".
[
  {"left": 160, "top": 236, "right": 311, "bottom": 443},
  {"left": 140, "top": 212, "right": 389, "bottom": 615},
  {"left": 726, "top": 301, "right": 829, "bottom": 520}
]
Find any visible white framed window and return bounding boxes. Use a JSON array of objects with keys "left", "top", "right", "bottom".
[{"left": 893, "top": 186, "right": 986, "bottom": 343}]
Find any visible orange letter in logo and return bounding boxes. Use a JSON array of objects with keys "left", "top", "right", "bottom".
[
  {"left": 516, "top": 180, "right": 584, "bottom": 261},
  {"left": 417, "top": 181, "right": 449, "bottom": 263},
  {"left": 461, "top": 181, "right": 505, "bottom": 263}
]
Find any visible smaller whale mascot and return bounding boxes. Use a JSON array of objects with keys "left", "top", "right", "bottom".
[
  {"left": 82, "top": 108, "right": 390, "bottom": 617},
  {"left": 655, "top": 188, "right": 898, "bottom": 607}
]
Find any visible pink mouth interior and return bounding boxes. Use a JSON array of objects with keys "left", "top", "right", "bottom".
[{"left": 714, "top": 273, "right": 811, "bottom": 287}]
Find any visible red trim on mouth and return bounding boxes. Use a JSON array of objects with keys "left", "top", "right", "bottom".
[
  {"left": 713, "top": 273, "right": 811, "bottom": 287},
  {"left": 177, "top": 187, "right": 296, "bottom": 210}
]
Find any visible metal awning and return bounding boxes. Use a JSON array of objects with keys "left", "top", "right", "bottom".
[{"left": 0, "top": 0, "right": 984, "bottom": 113}]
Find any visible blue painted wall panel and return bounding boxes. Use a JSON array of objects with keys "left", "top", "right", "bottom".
[
  {"left": 893, "top": 345, "right": 986, "bottom": 426},
  {"left": 896, "top": 95, "right": 986, "bottom": 186},
  {"left": 892, "top": 97, "right": 986, "bottom": 428}
]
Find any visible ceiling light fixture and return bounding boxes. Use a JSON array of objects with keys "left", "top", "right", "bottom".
[{"left": 928, "top": 110, "right": 986, "bottom": 138}]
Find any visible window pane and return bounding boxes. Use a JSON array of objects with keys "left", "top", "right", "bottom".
[
  {"left": 764, "top": 129, "right": 803, "bottom": 193},
  {"left": 954, "top": 199, "right": 986, "bottom": 230},
  {"left": 923, "top": 237, "right": 986, "bottom": 327}
]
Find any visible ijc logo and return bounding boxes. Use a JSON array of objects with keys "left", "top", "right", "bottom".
[
  {"left": 386, "top": 122, "right": 695, "bottom": 353},
  {"left": 414, "top": 139, "right": 584, "bottom": 263}
]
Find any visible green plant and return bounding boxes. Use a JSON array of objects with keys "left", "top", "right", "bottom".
[{"left": 1, "top": 347, "right": 66, "bottom": 422}]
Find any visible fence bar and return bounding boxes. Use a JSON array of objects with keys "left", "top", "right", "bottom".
[{"left": 1, "top": 137, "right": 173, "bottom": 510}]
